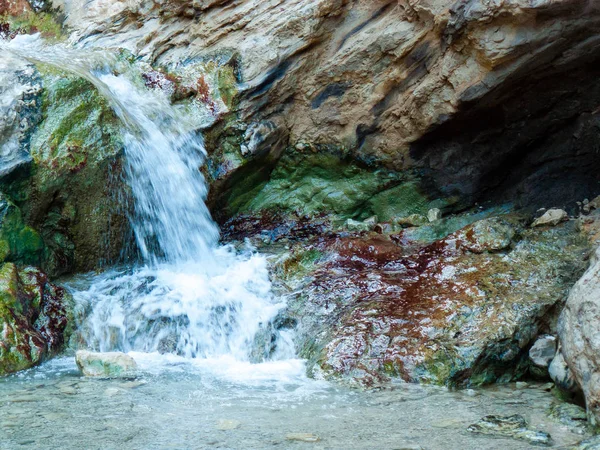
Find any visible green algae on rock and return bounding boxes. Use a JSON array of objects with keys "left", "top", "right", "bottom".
[
  {"left": 0, "top": 193, "right": 44, "bottom": 266},
  {"left": 251, "top": 214, "right": 591, "bottom": 387},
  {"left": 0, "top": 262, "right": 73, "bottom": 375},
  {"left": 2, "top": 67, "right": 129, "bottom": 275}
]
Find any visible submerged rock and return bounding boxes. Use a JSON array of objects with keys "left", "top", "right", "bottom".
[
  {"left": 0, "top": 262, "right": 72, "bottom": 375},
  {"left": 467, "top": 415, "right": 552, "bottom": 446},
  {"left": 548, "top": 402, "right": 588, "bottom": 435},
  {"left": 75, "top": 350, "right": 137, "bottom": 378},
  {"left": 285, "top": 433, "right": 320, "bottom": 443}
]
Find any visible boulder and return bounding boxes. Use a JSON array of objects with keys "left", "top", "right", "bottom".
[
  {"left": 75, "top": 350, "right": 138, "bottom": 378},
  {"left": 532, "top": 209, "right": 569, "bottom": 227},
  {"left": 559, "top": 246, "right": 600, "bottom": 424},
  {"left": 281, "top": 216, "right": 589, "bottom": 386}
]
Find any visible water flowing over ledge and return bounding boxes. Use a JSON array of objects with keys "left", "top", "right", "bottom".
[{"left": 2, "top": 33, "right": 294, "bottom": 370}]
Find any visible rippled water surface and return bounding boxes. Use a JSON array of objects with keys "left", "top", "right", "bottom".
[{"left": 0, "top": 357, "right": 589, "bottom": 450}]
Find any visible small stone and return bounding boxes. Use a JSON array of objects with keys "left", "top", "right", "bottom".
[
  {"left": 531, "top": 209, "right": 568, "bottom": 227},
  {"left": 394, "top": 214, "right": 428, "bottom": 228},
  {"left": 516, "top": 381, "right": 529, "bottom": 389},
  {"left": 286, "top": 433, "right": 320, "bottom": 442},
  {"left": 427, "top": 208, "right": 442, "bottom": 222},
  {"left": 104, "top": 387, "right": 124, "bottom": 397},
  {"left": 75, "top": 350, "right": 138, "bottom": 378},
  {"left": 216, "top": 419, "right": 241, "bottom": 430},
  {"left": 467, "top": 415, "right": 551, "bottom": 446},
  {"left": 529, "top": 335, "right": 557, "bottom": 368},
  {"left": 465, "top": 389, "right": 479, "bottom": 397},
  {"left": 345, "top": 218, "right": 372, "bottom": 232}
]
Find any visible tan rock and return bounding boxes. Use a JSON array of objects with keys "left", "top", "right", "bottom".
[{"left": 531, "top": 209, "right": 568, "bottom": 227}]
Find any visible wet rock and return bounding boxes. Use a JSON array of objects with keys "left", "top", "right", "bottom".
[
  {"left": 1, "top": 68, "right": 130, "bottom": 276},
  {"left": 75, "top": 351, "right": 137, "bottom": 378},
  {"left": 548, "top": 402, "right": 588, "bottom": 435},
  {"left": 559, "top": 246, "right": 600, "bottom": 425},
  {"left": 283, "top": 215, "right": 588, "bottom": 386},
  {"left": 285, "top": 433, "right": 320, "bottom": 443},
  {"left": 216, "top": 419, "right": 241, "bottom": 430},
  {"left": 454, "top": 217, "right": 515, "bottom": 253},
  {"left": 0, "top": 263, "right": 72, "bottom": 375},
  {"left": 532, "top": 209, "right": 569, "bottom": 227},
  {"left": 530, "top": 335, "right": 557, "bottom": 369},
  {"left": 467, "top": 415, "right": 552, "bottom": 446}
]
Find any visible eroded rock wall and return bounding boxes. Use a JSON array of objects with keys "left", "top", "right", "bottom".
[{"left": 52, "top": 0, "right": 600, "bottom": 216}]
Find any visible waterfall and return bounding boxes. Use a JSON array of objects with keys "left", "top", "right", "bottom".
[{"left": 1, "top": 35, "right": 290, "bottom": 362}]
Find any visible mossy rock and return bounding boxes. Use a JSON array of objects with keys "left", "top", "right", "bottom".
[
  {"left": 1, "top": 68, "right": 129, "bottom": 275},
  {"left": 0, "top": 262, "right": 73, "bottom": 375},
  {"left": 0, "top": 193, "right": 44, "bottom": 267}
]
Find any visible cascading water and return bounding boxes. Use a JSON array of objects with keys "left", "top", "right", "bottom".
[{"left": 1, "top": 35, "right": 293, "bottom": 364}]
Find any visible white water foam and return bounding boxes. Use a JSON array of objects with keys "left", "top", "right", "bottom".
[{"left": 2, "top": 34, "right": 298, "bottom": 376}]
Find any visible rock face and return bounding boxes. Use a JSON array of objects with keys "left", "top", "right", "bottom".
[
  {"left": 47, "top": 0, "right": 600, "bottom": 218},
  {"left": 75, "top": 350, "right": 137, "bottom": 378},
  {"left": 0, "top": 262, "right": 72, "bottom": 375},
  {"left": 559, "top": 246, "right": 600, "bottom": 425}
]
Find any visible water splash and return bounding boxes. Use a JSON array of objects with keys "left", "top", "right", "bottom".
[{"left": 2, "top": 34, "right": 292, "bottom": 363}]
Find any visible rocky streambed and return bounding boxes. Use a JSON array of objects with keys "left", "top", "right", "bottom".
[{"left": 0, "top": 356, "right": 597, "bottom": 450}]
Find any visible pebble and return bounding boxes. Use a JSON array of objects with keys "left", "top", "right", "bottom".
[
  {"left": 516, "top": 382, "right": 529, "bottom": 389},
  {"left": 216, "top": 419, "right": 241, "bottom": 430},
  {"left": 286, "top": 433, "right": 320, "bottom": 442},
  {"left": 465, "top": 389, "right": 479, "bottom": 397}
]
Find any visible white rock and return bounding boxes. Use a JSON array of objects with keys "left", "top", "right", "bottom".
[
  {"left": 427, "top": 208, "right": 442, "bottom": 222},
  {"left": 531, "top": 209, "right": 568, "bottom": 227},
  {"left": 529, "top": 335, "right": 557, "bottom": 368},
  {"left": 75, "top": 350, "right": 138, "bottom": 378}
]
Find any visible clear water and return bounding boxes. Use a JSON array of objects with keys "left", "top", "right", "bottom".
[{"left": 0, "top": 359, "right": 590, "bottom": 449}]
